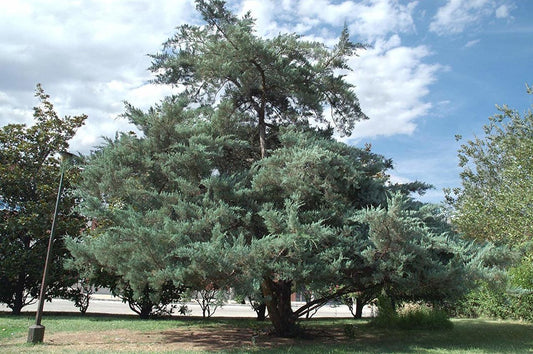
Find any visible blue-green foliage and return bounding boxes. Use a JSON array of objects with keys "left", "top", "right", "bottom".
[
  {"left": 67, "top": 95, "right": 254, "bottom": 316},
  {"left": 67, "top": 0, "right": 477, "bottom": 324},
  {"left": 68, "top": 104, "right": 475, "bottom": 319},
  {"left": 67, "top": 0, "right": 478, "bottom": 332},
  {"left": 344, "top": 194, "right": 473, "bottom": 305}
]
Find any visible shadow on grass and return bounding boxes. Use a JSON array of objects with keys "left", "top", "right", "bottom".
[
  {"left": 254, "top": 318, "right": 533, "bottom": 353},
  {"left": 1, "top": 314, "right": 531, "bottom": 353}
]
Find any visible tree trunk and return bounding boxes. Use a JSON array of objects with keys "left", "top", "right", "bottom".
[
  {"left": 129, "top": 300, "right": 153, "bottom": 319},
  {"left": 138, "top": 303, "right": 153, "bottom": 319},
  {"left": 261, "top": 277, "right": 296, "bottom": 337},
  {"left": 12, "top": 272, "right": 26, "bottom": 315},
  {"left": 258, "top": 105, "right": 267, "bottom": 158},
  {"left": 11, "top": 297, "right": 23, "bottom": 315},
  {"left": 255, "top": 302, "right": 266, "bottom": 321},
  {"left": 354, "top": 297, "right": 364, "bottom": 319}
]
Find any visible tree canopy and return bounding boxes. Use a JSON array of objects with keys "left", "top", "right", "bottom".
[
  {"left": 69, "top": 94, "right": 471, "bottom": 334},
  {"left": 0, "top": 84, "right": 86, "bottom": 314},
  {"left": 68, "top": 0, "right": 474, "bottom": 337},
  {"left": 150, "top": 0, "right": 366, "bottom": 158},
  {"left": 447, "top": 87, "right": 533, "bottom": 245}
]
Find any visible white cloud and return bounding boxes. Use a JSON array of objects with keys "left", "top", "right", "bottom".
[
  {"left": 429, "top": 0, "right": 513, "bottom": 35},
  {"left": 239, "top": 0, "right": 278, "bottom": 35},
  {"left": 0, "top": 0, "right": 196, "bottom": 153},
  {"left": 0, "top": 0, "right": 439, "bottom": 154},
  {"left": 388, "top": 173, "right": 412, "bottom": 185},
  {"left": 495, "top": 4, "right": 510, "bottom": 18},
  {"left": 465, "top": 39, "right": 481, "bottom": 48},
  {"left": 231, "top": 1, "right": 437, "bottom": 140},
  {"left": 297, "top": 0, "right": 417, "bottom": 40},
  {"left": 346, "top": 36, "right": 443, "bottom": 138}
]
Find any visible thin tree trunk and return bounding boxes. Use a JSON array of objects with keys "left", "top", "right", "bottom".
[
  {"left": 12, "top": 272, "right": 26, "bottom": 315},
  {"left": 258, "top": 101, "right": 267, "bottom": 158}
]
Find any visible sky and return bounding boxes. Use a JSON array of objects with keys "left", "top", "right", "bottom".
[{"left": 1, "top": 0, "right": 532, "bottom": 204}]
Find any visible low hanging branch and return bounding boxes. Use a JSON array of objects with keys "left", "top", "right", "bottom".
[{"left": 292, "top": 286, "right": 352, "bottom": 319}]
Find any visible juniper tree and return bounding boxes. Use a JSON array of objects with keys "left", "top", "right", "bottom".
[
  {"left": 149, "top": 0, "right": 369, "bottom": 333},
  {"left": 66, "top": 95, "right": 253, "bottom": 317},
  {"left": 150, "top": 0, "right": 366, "bottom": 159},
  {"left": 69, "top": 0, "right": 473, "bottom": 335},
  {"left": 69, "top": 96, "right": 472, "bottom": 333}
]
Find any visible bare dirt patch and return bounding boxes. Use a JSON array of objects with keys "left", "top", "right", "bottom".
[{"left": 2, "top": 326, "right": 349, "bottom": 353}]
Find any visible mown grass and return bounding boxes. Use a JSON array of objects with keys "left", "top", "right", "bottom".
[
  {"left": 0, "top": 312, "right": 269, "bottom": 340},
  {"left": 1, "top": 313, "right": 532, "bottom": 353},
  {"left": 260, "top": 318, "right": 533, "bottom": 353}
]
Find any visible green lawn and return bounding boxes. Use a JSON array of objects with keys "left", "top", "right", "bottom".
[{"left": 1, "top": 314, "right": 531, "bottom": 353}]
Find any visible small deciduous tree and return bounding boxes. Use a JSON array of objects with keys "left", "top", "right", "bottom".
[
  {"left": 446, "top": 89, "right": 533, "bottom": 319},
  {"left": 0, "top": 84, "right": 86, "bottom": 314},
  {"left": 447, "top": 87, "right": 533, "bottom": 245}
]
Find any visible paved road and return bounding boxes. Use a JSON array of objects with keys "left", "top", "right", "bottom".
[{"left": 0, "top": 296, "right": 374, "bottom": 318}]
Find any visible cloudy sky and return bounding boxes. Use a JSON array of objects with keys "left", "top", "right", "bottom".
[{"left": 1, "top": 0, "right": 532, "bottom": 203}]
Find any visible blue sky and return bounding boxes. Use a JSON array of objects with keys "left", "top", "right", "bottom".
[{"left": 0, "top": 0, "right": 531, "bottom": 203}]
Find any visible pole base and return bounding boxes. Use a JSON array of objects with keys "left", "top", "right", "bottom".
[{"left": 27, "top": 325, "right": 45, "bottom": 343}]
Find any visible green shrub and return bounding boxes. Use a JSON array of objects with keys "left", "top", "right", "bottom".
[
  {"left": 371, "top": 296, "right": 453, "bottom": 330},
  {"left": 396, "top": 306, "right": 453, "bottom": 330},
  {"left": 370, "top": 295, "right": 397, "bottom": 328},
  {"left": 456, "top": 280, "right": 533, "bottom": 322}
]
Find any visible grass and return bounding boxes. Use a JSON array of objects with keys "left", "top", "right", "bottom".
[
  {"left": 0, "top": 312, "right": 266, "bottom": 340},
  {"left": 263, "top": 318, "right": 533, "bottom": 353},
  {"left": 1, "top": 313, "right": 532, "bottom": 353}
]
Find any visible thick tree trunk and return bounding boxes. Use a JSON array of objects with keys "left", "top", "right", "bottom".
[
  {"left": 138, "top": 304, "right": 153, "bottom": 319},
  {"left": 261, "top": 277, "right": 296, "bottom": 337},
  {"left": 129, "top": 300, "right": 153, "bottom": 319},
  {"left": 12, "top": 298, "right": 23, "bottom": 315},
  {"left": 354, "top": 297, "right": 364, "bottom": 319}
]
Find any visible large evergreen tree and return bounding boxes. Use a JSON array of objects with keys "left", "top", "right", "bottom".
[
  {"left": 67, "top": 95, "right": 253, "bottom": 318},
  {"left": 150, "top": 0, "right": 366, "bottom": 158},
  {"left": 148, "top": 0, "right": 370, "bottom": 333},
  {"left": 70, "top": 101, "right": 469, "bottom": 333},
  {"left": 70, "top": 0, "right": 472, "bottom": 336},
  {"left": 0, "top": 85, "right": 86, "bottom": 314}
]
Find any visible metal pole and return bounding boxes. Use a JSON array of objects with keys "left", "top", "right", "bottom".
[{"left": 27, "top": 162, "right": 66, "bottom": 343}]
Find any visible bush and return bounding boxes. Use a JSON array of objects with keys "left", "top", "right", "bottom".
[
  {"left": 455, "top": 280, "right": 533, "bottom": 322},
  {"left": 371, "top": 296, "right": 453, "bottom": 330},
  {"left": 396, "top": 306, "right": 453, "bottom": 330},
  {"left": 370, "top": 295, "right": 397, "bottom": 328}
]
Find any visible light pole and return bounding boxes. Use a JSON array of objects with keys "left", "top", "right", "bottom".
[{"left": 28, "top": 151, "right": 76, "bottom": 344}]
